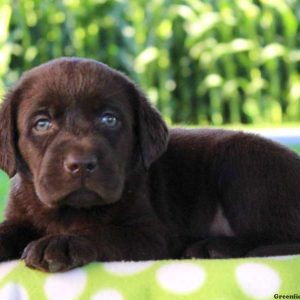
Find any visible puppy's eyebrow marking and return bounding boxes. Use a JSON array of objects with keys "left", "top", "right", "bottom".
[
  {"left": 29, "top": 106, "right": 49, "bottom": 118},
  {"left": 34, "top": 106, "right": 49, "bottom": 113}
]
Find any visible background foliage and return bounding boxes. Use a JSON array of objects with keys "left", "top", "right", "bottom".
[{"left": 1, "top": 0, "right": 300, "bottom": 125}]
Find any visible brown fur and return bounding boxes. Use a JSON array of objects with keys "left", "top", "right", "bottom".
[{"left": 1, "top": 57, "right": 300, "bottom": 272}]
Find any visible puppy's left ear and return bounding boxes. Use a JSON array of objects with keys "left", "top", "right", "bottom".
[
  {"left": 132, "top": 87, "right": 169, "bottom": 169},
  {"left": 0, "top": 91, "right": 18, "bottom": 177}
]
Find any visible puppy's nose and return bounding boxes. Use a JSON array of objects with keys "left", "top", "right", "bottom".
[{"left": 64, "top": 155, "right": 98, "bottom": 175}]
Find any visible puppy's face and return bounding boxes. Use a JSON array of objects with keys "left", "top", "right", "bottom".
[
  {"left": 0, "top": 58, "right": 168, "bottom": 208},
  {"left": 17, "top": 59, "right": 134, "bottom": 208}
]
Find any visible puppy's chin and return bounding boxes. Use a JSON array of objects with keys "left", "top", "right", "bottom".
[
  {"left": 36, "top": 187, "right": 121, "bottom": 209},
  {"left": 60, "top": 188, "right": 116, "bottom": 208}
]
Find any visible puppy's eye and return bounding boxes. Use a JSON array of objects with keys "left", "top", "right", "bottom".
[
  {"left": 99, "top": 113, "right": 119, "bottom": 128},
  {"left": 34, "top": 118, "right": 52, "bottom": 132}
]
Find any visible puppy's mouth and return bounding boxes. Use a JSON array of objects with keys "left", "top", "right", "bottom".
[{"left": 60, "top": 188, "right": 108, "bottom": 208}]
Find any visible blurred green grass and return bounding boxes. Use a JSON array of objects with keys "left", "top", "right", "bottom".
[
  {"left": 0, "top": 143, "right": 299, "bottom": 222},
  {"left": 1, "top": 0, "right": 300, "bottom": 126},
  {"left": 289, "top": 144, "right": 300, "bottom": 153},
  {"left": 0, "top": 171, "right": 10, "bottom": 221}
]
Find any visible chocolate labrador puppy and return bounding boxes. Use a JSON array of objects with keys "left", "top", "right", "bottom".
[{"left": 0, "top": 57, "right": 300, "bottom": 273}]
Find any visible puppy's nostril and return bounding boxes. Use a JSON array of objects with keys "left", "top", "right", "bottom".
[
  {"left": 69, "top": 163, "right": 81, "bottom": 173},
  {"left": 86, "top": 162, "right": 97, "bottom": 172},
  {"left": 64, "top": 161, "right": 81, "bottom": 174}
]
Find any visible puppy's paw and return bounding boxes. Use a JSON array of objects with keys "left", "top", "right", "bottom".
[{"left": 22, "top": 235, "right": 97, "bottom": 272}]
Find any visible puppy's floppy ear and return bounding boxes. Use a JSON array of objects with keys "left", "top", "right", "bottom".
[
  {"left": 0, "top": 90, "right": 18, "bottom": 177},
  {"left": 133, "top": 87, "right": 169, "bottom": 169}
]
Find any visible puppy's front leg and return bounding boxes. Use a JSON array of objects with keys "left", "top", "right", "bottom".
[
  {"left": 0, "top": 221, "right": 39, "bottom": 261},
  {"left": 22, "top": 225, "right": 169, "bottom": 272}
]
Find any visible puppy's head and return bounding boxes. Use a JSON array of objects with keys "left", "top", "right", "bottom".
[{"left": 0, "top": 57, "right": 168, "bottom": 208}]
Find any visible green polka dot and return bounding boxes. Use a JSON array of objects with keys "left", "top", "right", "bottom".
[
  {"left": 91, "top": 289, "right": 123, "bottom": 300},
  {"left": 236, "top": 262, "right": 281, "bottom": 298},
  {"left": 156, "top": 262, "right": 205, "bottom": 294},
  {"left": 0, "top": 282, "right": 28, "bottom": 299},
  {"left": 44, "top": 269, "right": 87, "bottom": 300}
]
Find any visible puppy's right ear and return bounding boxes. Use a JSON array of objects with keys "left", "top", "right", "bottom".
[{"left": 0, "top": 90, "right": 18, "bottom": 177}]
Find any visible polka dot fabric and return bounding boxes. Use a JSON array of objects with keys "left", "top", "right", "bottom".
[{"left": 0, "top": 256, "right": 299, "bottom": 300}]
